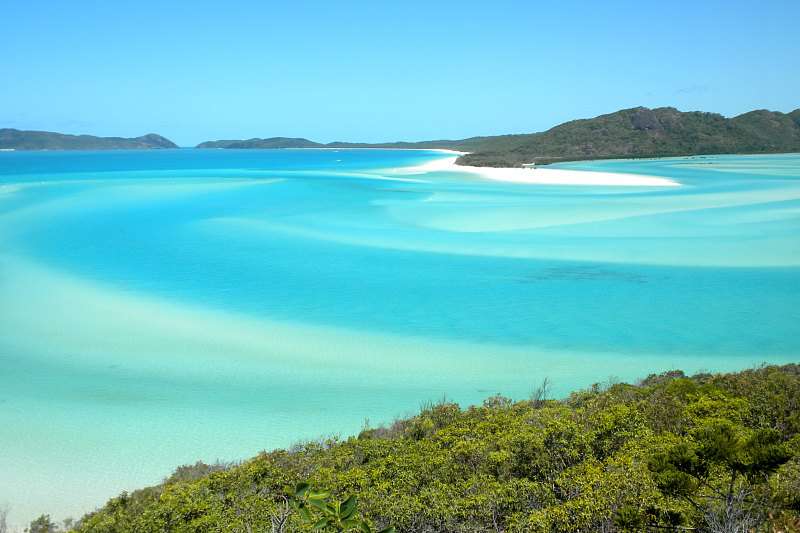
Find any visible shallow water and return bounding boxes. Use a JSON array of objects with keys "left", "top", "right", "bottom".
[{"left": 1, "top": 149, "right": 798, "bottom": 524}]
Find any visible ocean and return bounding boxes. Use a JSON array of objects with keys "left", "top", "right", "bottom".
[{"left": 1, "top": 149, "right": 798, "bottom": 524}]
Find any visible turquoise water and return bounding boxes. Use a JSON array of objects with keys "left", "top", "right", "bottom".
[{"left": 1, "top": 150, "right": 799, "bottom": 525}]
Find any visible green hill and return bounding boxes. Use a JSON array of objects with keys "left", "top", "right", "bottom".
[
  {"left": 57, "top": 364, "right": 800, "bottom": 533},
  {"left": 196, "top": 137, "right": 323, "bottom": 149},
  {"left": 0, "top": 129, "right": 177, "bottom": 150},
  {"left": 457, "top": 107, "right": 800, "bottom": 167},
  {"left": 194, "top": 106, "right": 800, "bottom": 167},
  {"left": 7, "top": 106, "right": 799, "bottom": 160}
]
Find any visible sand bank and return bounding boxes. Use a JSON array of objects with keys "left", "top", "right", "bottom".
[{"left": 398, "top": 155, "right": 681, "bottom": 187}]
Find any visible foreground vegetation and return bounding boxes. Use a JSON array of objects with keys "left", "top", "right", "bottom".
[{"left": 28, "top": 364, "right": 800, "bottom": 532}]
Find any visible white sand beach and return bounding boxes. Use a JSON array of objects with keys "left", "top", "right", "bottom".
[{"left": 398, "top": 153, "right": 681, "bottom": 187}]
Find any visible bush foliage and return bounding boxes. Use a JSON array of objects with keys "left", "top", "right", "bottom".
[{"left": 65, "top": 364, "right": 800, "bottom": 532}]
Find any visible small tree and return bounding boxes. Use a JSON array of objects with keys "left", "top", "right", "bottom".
[
  {"left": 530, "top": 377, "right": 552, "bottom": 408},
  {"left": 627, "top": 421, "right": 792, "bottom": 530},
  {"left": 26, "top": 514, "right": 60, "bottom": 533},
  {"left": 0, "top": 505, "right": 9, "bottom": 533}
]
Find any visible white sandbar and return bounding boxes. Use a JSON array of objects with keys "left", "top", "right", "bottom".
[{"left": 399, "top": 155, "right": 681, "bottom": 187}]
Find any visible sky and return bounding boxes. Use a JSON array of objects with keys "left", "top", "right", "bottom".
[{"left": 1, "top": 0, "right": 799, "bottom": 146}]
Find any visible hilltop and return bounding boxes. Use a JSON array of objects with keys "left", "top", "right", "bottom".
[
  {"left": 0, "top": 129, "right": 178, "bottom": 150},
  {"left": 196, "top": 137, "right": 323, "bottom": 149},
  {"left": 49, "top": 364, "right": 800, "bottom": 532}
]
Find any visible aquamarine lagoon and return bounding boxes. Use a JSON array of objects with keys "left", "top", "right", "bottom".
[{"left": 1, "top": 149, "right": 799, "bottom": 522}]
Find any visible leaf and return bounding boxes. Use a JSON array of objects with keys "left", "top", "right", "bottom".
[
  {"left": 294, "top": 482, "right": 311, "bottom": 498},
  {"left": 377, "top": 528, "right": 396, "bottom": 533},
  {"left": 308, "top": 498, "right": 331, "bottom": 513},
  {"left": 360, "top": 522, "right": 372, "bottom": 533},
  {"left": 299, "top": 507, "right": 312, "bottom": 523},
  {"left": 312, "top": 517, "right": 330, "bottom": 530},
  {"left": 340, "top": 495, "right": 358, "bottom": 519},
  {"left": 308, "top": 491, "right": 331, "bottom": 501}
]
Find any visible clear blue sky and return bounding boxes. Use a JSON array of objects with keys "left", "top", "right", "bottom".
[{"left": 2, "top": 0, "right": 798, "bottom": 146}]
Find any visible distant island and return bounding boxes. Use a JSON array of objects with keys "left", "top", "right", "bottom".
[
  {"left": 196, "top": 137, "right": 324, "bottom": 149},
  {"left": 4, "top": 106, "right": 799, "bottom": 165},
  {"left": 455, "top": 107, "right": 800, "bottom": 167},
  {"left": 197, "top": 106, "right": 800, "bottom": 167},
  {"left": 0, "top": 129, "right": 177, "bottom": 150}
]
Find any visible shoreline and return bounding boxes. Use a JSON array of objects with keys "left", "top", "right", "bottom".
[
  {"left": 0, "top": 145, "right": 681, "bottom": 187},
  {"left": 396, "top": 154, "right": 682, "bottom": 187}
]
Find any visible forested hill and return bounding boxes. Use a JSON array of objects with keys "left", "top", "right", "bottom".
[
  {"left": 195, "top": 107, "right": 800, "bottom": 167},
  {"left": 457, "top": 107, "right": 800, "bottom": 167},
  {"left": 0, "top": 129, "right": 178, "bottom": 150},
  {"left": 5, "top": 107, "right": 798, "bottom": 158},
  {"left": 196, "top": 137, "right": 323, "bottom": 149},
  {"left": 54, "top": 364, "right": 800, "bottom": 533}
]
